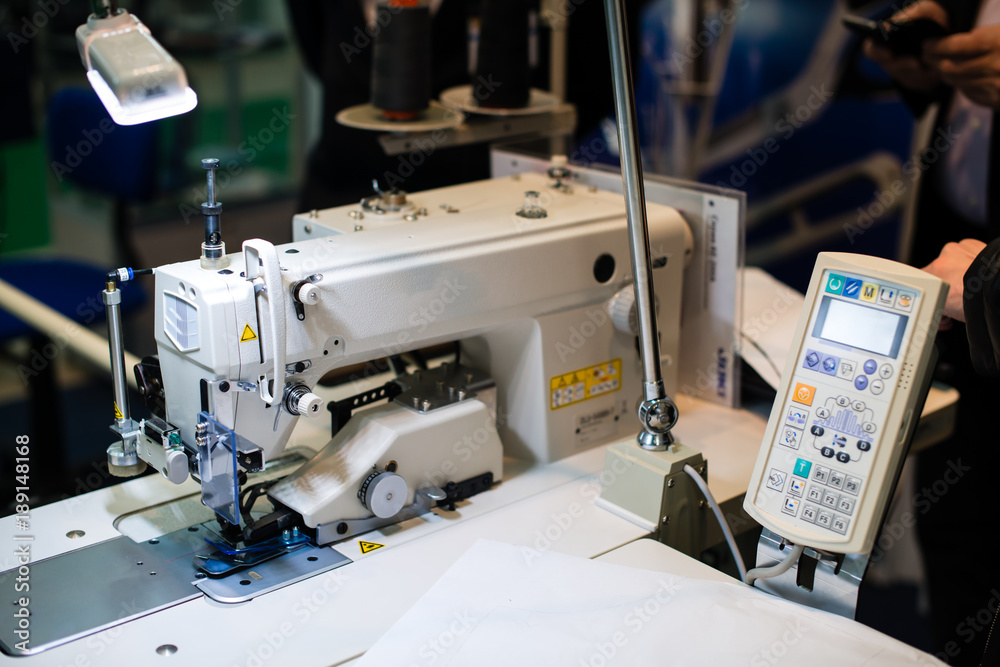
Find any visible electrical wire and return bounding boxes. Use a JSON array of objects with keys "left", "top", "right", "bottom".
[
  {"left": 745, "top": 543, "right": 805, "bottom": 587},
  {"left": 682, "top": 463, "right": 747, "bottom": 582}
]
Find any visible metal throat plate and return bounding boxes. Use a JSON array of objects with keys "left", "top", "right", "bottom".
[{"left": 0, "top": 524, "right": 351, "bottom": 656}]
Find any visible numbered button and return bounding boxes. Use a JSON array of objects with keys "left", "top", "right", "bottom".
[
  {"left": 832, "top": 515, "right": 850, "bottom": 535},
  {"left": 822, "top": 490, "right": 839, "bottom": 508},
  {"left": 807, "top": 485, "right": 824, "bottom": 502},
  {"left": 812, "top": 466, "right": 830, "bottom": 484},
  {"left": 828, "top": 471, "right": 845, "bottom": 490},
  {"left": 837, "top": 496, "right": 856, "bottom": 515},
  {"left": 801, "top": 504, "right": 818, "bottom": 524},
  {"left": 817, "top": 511, "right": 833, "bottom": 528},
  {"left": 844, "top": 476, "right": 861, "bottom": 496}
]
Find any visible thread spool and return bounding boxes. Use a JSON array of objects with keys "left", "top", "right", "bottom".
[
  {"left": 371, "top": 1, "right": 432, "bottom": 121},
  {"left": 475, "top": 0, "right": 531, "bottom": 109}
]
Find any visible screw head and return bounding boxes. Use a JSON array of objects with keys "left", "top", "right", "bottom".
[{"left": 201, "top": 158, "right": 220, "bottom": 170}]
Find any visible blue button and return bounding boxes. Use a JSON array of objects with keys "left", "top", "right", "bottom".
[
  {"left": 863, "top": 359, "right": 877, "bottom": 374},
  {"left": 804, "top": 350, "right": 820, "bottom": 368},
  {"left": 844, "top": 279, "right": 863, "bottom": 299},
  {"left": 854, "top": 375, "right": 869, "bottom": 391},
  {"left": 793, "top": 459, "right": 812, "bottom": 478},
  {"left": 821, "top": 355, "right": 839, "bottom": 375}
]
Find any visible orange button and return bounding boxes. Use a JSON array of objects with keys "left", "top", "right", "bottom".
[{"left": 792, "top": 383, "right": 816, "bottom": 406}]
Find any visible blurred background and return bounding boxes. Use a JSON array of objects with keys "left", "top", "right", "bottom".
[{"left": 0, "top": 0, "right": 927, "bottom": 647}]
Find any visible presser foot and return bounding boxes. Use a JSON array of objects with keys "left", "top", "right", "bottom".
[{"left": 194, "top": 525, "right": 312, "bottom": 577}]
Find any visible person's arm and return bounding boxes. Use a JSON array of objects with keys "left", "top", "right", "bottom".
[
  {"left": 922, "top": 238, "right": 1000, "bottom": 376},
  {"left": 863, "top": 0, "right": 953, "bottom": 115},
  {"left": 924, "top": 22, "right": 1000, "bottom": 109},
  {"left": 963, "top": 237, "right": 1000, "bottom": 376}
]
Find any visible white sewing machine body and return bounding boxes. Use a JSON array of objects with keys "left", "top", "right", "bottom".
[{"left": 151, "top": 173, "right": 691, "bottom": 533}]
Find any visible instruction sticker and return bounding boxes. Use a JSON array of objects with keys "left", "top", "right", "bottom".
[
  {"left": 550, "top": 359, "right": 621, "bottom": 410},
  {"left": 359, "top": 540, "right": 384, "bottom": 554},
  {"left": 240, "top": 324, "right": 257, "bottom": 342}
]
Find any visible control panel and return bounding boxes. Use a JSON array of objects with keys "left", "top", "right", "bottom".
[{"left": 744, "top": 253, "right": 946, "bottom": 554}]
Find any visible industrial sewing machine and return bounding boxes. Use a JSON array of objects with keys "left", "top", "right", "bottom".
[{"left": 1, "top": 164, "right": 707, "bottom": 656}]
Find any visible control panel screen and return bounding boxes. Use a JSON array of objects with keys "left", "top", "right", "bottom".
[{"left": 812, "top": 296, "right": 907, "bottom": 358}]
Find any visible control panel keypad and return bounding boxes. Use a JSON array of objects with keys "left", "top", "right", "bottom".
[
  {"left": 753, "top": 266, "right": 924, "bottom": 546},
  {"left": 764, "top": 457, "right": 865, "bottom": 537}
]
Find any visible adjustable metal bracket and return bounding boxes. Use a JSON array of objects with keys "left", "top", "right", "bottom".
[{"left": 753, "top": 528, "right": 868, "bottom": 619}]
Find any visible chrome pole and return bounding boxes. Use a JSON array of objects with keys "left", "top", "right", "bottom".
[
  {"left": 104, "top": 281, "right": 129, "bottom": 425},
  {"left": 603, "top": 0, "right": 678, "bottom": 449}
]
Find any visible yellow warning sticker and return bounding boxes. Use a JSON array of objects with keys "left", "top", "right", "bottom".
[
  {"left": 359, "top": 540, "right": 385, "bottom": 554},
  {"left": 240, "top": 324, "right": 257, "bottom": 342},
  {"left": 114, "top": 402, "right": 123, "bottom": 420},
  {"left": 549, "top": 359, "right": 622, "bottom": 410}
]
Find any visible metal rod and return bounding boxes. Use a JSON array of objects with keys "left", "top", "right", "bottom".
[
  {"left": 603, "top": 0, "right": 663, "bottom": 401},
  {"left": 604, "top": 0, "right": 679, "bottom": 449},
  {"left": 0, "top": 278, "right": 140, "bottom": 391},
  {"left": 104, "top": 284, "right": 130, "bottom": 423}
]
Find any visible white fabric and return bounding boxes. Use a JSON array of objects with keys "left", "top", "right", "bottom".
[{"left": 355, "top": 540, "right": 945, "bottom": 666}]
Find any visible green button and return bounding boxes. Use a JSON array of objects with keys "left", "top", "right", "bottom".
[{"left": 794, "top": 459, "right": 812, "bottom": 478}]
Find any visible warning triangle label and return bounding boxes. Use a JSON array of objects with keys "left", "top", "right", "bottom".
[
  {"left": 359, "top": 540, "right": 384, "bottom": 554},
  {"left": 114, "top": 402, "right": 123, "bottom": 420},
  {"left": 240, "top": 324, "right": 257, "bottom": 342}
]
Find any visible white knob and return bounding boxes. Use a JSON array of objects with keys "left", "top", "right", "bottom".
[
  {"left": 361, "top": 472, "right": 408, "bottom": 518},
  {"left": 608, "top": 287, "right": 659, "bottom": 335},
  {"left": 608, "top": 287, "right": 638, "bottom": 335},
  {"left": 297, "top": 282, "right": 320, "bottom": 305},
  {"left": 295, "top": 391, "right": 324, "bottom": 418}
]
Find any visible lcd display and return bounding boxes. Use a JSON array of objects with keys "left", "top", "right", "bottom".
[{"left": 812, "top": 295, "right": 907, "bottom": 358}]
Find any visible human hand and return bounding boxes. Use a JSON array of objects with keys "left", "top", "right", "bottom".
[
  {"left": 922, "top": 238, "right": 987, "bottom": 325},
  {"left": 925, "top": 24, "right": 1000, "bottom": 108},
  {"left": 863, "top": 1, "right": 949, "bottom": 92}
]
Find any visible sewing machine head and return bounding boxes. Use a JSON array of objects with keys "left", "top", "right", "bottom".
[{"left": 112, "top": 169, "right": 692, "bottom": 551}]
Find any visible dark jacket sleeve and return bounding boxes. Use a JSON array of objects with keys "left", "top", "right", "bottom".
[{"left": 963, "top": 237, "right": 1000, "bottom": 376}]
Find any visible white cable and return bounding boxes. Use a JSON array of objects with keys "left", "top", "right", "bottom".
[
  {"left": 745, "top": 543, "right": 805, "bottom": 587},
  {"left": 682, "top": 463, "right": 748, "bottom": 582}
]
